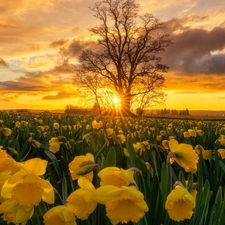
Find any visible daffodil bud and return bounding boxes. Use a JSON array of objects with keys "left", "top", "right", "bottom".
[
  {"left": 76, "top": 160, "right": 98, "bottom": 175},
  {"left": 31, "top": 140, "right": 41, "bottom": 148},
  {"left": 2, "top": 128, "right": 12, "bottom": 137},
  {"left": 6, "top": 147, "right": 18, "bottom": 155}
]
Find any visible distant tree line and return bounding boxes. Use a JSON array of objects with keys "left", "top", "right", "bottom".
[
  {"left": 143, "top": 108, "right": 190, "bottom": 116},
  {"left": 64, "top": 105, "right": 90, "bottom": 114}
]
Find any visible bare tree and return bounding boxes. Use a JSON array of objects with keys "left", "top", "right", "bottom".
[
  {"left": 79, "top": 0, "right": 172, "bottom": 116},
  {"left": 133, "top": 89, "right": 167, "bottom": 116},
  {"left": 74, "top": 73, "right": 103, "bottom": 114},
  {"left": 74, "top": 72, "right": 118, "bottom": 113}
]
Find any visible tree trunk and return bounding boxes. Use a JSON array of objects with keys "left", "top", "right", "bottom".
[{"left": 119, "top": 92, "right": 137, "bottom": 117}]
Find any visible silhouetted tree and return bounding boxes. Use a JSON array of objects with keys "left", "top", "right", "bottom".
[{"left": 78, "top": 0, "right": 172, "bottom": 116}]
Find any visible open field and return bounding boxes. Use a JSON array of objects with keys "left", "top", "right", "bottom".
[{"left": 0, "top": 111, "right": 225, "bottom": 225}]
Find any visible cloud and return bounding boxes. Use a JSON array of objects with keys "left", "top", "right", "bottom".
[
  {"left": 163, "top": 25, "right": 225, "bottom": 74},
  {"left": 43, "top": 91, "right": 81, "bottom": 100},
  {"left": 0, "top": 58, "right": 9, "bottom": 67},
  {"left": 0, "top": 93, "right": 19, "bottom": 102},
  {"left": 0, "top": 0, "right": 55, "bottom": 14},
  {"left": 205, "top": 54, "right": 225, "bottom": 74},
  {"left": 0, "top": 80, "right": 45, "bottom": 91},
  {"left": 174, "top": 91, "right": 203, "bottom": 94},
  {"left": 49, "top": 39, "right": 68, "bottom": 48},
  {"left": 60, "top": 39, "right": 95, "bottom": 57},
  {"left": 0, "top": 60, "right": 78, "bottom": 96},
  {"left": 52, "top": 60, "right": 76, "bottom": 74}
]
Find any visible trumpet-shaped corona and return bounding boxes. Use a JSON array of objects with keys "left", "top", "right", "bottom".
[
  {"left": 165, "top": 182, "right": 195, "bottom": 222},
  {"left": 94, "top": 185, "right": 148, "bottom": 225},
  {"left": 43, "top": 205, "right": 76, "bottom": 225},
  {"left": 168, "top": 139, "right": 198, "bottom": 173}
]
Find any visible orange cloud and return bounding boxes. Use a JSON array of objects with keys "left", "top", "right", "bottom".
[
  {"left": 0, "top": 58, "right": 8, "bottom": 68},
  {"left": 43, "top": 91, "right": 81, "bottom": 100}
]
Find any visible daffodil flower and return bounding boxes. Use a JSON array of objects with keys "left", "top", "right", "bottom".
[
  {"left": 67, "top": 177, "right": 97, "bottom": 220},
  {"left": 165, "top": 182, "right": 195, "bottom": 222},
  {"left": 218, "top": 149, "right": 225, "bottom": 159},
  {"left": 167, "top": 139, "right": 198, "bottom": 173},
  {"left": 194, "top": 145, "right": 211, "bottom": 160},
  {"left": 1, "top": 158, "right": 54, "bottom": 208},
  {"left": 49, "top": 137, "right": 61, "bottom": 153},
  {"left": 68, "top": 153, "right": 97, "bottom": 182},
  {"left": 98, "top": 167, "right": 135, "bottom": 187},
  {"left": 43, "top": 205, "right": 76, "bottom": 225},
  {"left": 94, "top": 185, "right": 149, "bottom": 225},
  {"left": 0, "top": 147, "right": 16, "bottom": 173},
  {"left": 0, "top": 199, "right": 34, "bottom": 225}
]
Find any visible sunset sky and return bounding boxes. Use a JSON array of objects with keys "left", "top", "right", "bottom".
[{"left": 1, "top": 0, "right": 225, "bottom": 111}]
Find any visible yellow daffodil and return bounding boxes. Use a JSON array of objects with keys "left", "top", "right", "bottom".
[
  {"left": 0, "top": 147, "right": 16, "bottom": 173},
  {"left": 38, "top": 119, "right": 43, "bottom": 124},
  {"left": 167, "top": 139, "right": 198, "bottom": 173},
  {"left": 106, "top": 128, "right": 114, "bottom": 136},
  {"left": 162, "top": 140, "right": 169, "bottom": 150},
  {"left": 94, "top": 185, "right": 148, "bottom": 225},
  {"left": 86, "top": 124, "right": 91, "bottom": 130},
  {"left": 2, "top": 128, "right": 12, "bottom": 137},
  {"left": 133, "top": 142, "right": 142, "bottom": 154},
  {"left": 53, "top": 122, "right": 60, "bottom": 129},
  {"left": 156, "top": 135, "right": 162, "bottom": 141},
  {"left": 0, "top": 171, "right": 12, "bottom": 201},
  {"left": 188, "top": 129, "right": 196, "bottom": 137},
  {"left": 15, "top": 121, "right": 21, "bottom": 128},
  {"left": 44, "top": 125, "right": 49, "bottom": 131},
  {"left": 141, "top": 141, "right": 150, "bottom": 150},
  {"left": 92, "top": 120, "right": 103, "bottom": 129},
  {"left": 160, "top": 130, "right": 166, "bottom": 136},
  {"left": 49, "top": 137, "right": 61, "bottom": 154},
  {"left": 165, "top": 182, "right": 195, "bottom": 222},
  {"left": 133, "top": 141, "right": 150, "bottom": 155},
  {"left": 69, "top": 153, "right": 97, "bottom": 182},
  {"left": 98, "top": 167, "right": 135, "bottom": 187},
  {"left": 169, "top": 136, "right": 176, "bottom": 140},
  {"left": 0, "top": 199, "right": 34, "bottom": 225},
  {"left": 116, "top": 134, "right": 126, "bottom": 143},
  {"left": 218, "top": 149, "right": 225, "bottom": 159},
  {"left": 196, "top": 129, "right": 204, "bottom": 136},
  {"left": 219, "top": 137, "right": 225, "bottom": 147},
  {"left": 194, "top": 145, "right": 211, "bottom": 160},
  {"left": 43, "top": 205, "right": 76, "bottom": 225},
  {"left": 21, "top": 121, "right": 28, "bottom": 126},
  {"left": 183, "top": 132, "right": 190, "bottom": 138},
  {"left": 1, "top": 158, "right": 54, "bottom": 208},
  {"left": 67, "top": 177, "right": 97, "bottom": 220}
]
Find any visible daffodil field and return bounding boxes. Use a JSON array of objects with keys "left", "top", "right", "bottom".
[{"left": 1, "top": 112, "right": 225, "bottom": 225}]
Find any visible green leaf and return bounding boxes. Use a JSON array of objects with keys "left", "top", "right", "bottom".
[
  {"left": 104, "top": 147, "right": 116, "bottom": 167},
  {"left": 44, "top": 149, "right": 62, "bottom": 179},
  {"left": 126, "top": 137, "right": 136, "bottom": 167},
  {"left": 62, "top": 176, "right": 68, "bottom": 204}
]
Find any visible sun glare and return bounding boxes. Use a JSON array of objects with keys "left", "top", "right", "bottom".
[{"left": 113, "top": 96, "right": 120, "bottom": 104}]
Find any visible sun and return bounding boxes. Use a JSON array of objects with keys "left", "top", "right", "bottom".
[{"left": 113, "top": 96, "right": 120, "bottom": 104}]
